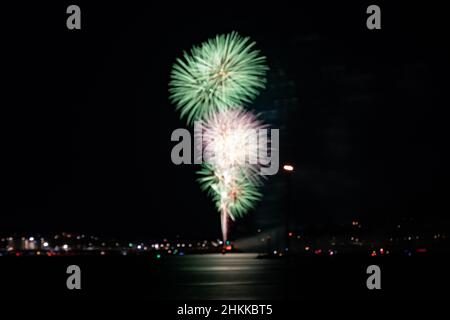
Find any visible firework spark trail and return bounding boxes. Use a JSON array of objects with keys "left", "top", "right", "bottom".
[{"left": 220, "top": 204, "right": 228, "bottom": 242}]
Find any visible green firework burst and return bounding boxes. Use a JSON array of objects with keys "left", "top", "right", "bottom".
[
  {"left": 169, "top": 32, "right": 268, "bottom": 125},
  {"left": 197, "top": 163, "right": 262, "bottom": 220}
]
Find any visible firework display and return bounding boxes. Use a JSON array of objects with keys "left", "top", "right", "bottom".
[
  {"left": 200, "top": 108, "right": 268, "bottom": 182},
  {"left": 169, "top": 32, "right": 268, "bottom": 124},
  {"left": 197, "top": 164, "right": 262, "bottom": 220},
  {"left": 197, "top": 163, "right": 262, "bottom": 241},
  {"left": 170, "top": 32, "right": 271, "bottom": 241}
]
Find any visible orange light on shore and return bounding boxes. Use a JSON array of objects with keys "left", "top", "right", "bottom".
[{"left": 283, "top": 164, "right": 294, "bottom": 172}]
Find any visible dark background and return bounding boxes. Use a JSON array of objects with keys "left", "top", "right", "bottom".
[{"left": 2, "top": 1, "right": 449, "bottom": 240}]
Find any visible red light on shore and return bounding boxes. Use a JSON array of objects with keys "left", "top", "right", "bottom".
[
  {"left": 283, "top": 164, "right": 294, "bottom": 172},
  {"left": 416, "top": 248, "right": 427, "bottom": 253},
  {"left": 288, "top": 232, "right": 293, "bottom": 237},
  {"left": 225, "top": 245, "right": 232, "bottom": 251}
]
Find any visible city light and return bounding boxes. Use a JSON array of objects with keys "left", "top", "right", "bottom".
[
  {"left": 283, "top": 164, "right": 294, "bottom": 172},
  {"left": 0, "top": 227, "right": 444, "bottom": 258}
]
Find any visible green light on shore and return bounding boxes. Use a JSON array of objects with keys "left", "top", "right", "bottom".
[{"left": 156, "top": 254, "right": 161, "bottom": 259}]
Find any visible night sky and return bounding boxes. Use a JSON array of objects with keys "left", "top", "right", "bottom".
[{"left": 3, "top": 2, "right": 449, "bottom": 239}]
